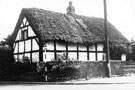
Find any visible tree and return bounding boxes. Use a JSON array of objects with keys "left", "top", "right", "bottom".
[
  {"left": 0, "top": 34, "right": 14, "bottom": 80},
  {"left": 0, "top": 34, "right": 12, "bottom": 47}
]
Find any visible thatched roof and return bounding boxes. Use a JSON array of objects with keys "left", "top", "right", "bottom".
[{"left": 11, "top": 8, "right": 129, "bottom": 44}]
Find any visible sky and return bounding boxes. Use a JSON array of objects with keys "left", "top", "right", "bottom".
[{"left": 0, "top": 0, "right": 135, "bottom": 41}]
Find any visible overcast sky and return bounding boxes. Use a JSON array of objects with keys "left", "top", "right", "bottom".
[{"left": 0, "top": 0, "right": 135, "bottom": 41}]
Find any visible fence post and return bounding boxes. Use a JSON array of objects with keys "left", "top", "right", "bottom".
[{"left": 44, "top": 66, "right": 48, "bottom": 82}]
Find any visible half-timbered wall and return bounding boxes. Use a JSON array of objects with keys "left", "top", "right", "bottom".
[
  {"left": 43, "top": 40, "right": 105, "bottom": 62},
  {"left": 13, "top": 17, "right": 39, "bottom": 63}
]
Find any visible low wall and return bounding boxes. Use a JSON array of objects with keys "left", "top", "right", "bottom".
[
  {"left": 110, "top": 60, "right": 126, "bottom": 76},
  {"left": 69, "top": 61, "right": 107, "bottom": 78},
  {"left": 110, "top": 60, "right": 135, "bottom": 76}
]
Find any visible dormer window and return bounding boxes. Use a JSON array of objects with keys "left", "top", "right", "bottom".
[{"left": 21, "top": 30, "right": 28, "bottom": 40}]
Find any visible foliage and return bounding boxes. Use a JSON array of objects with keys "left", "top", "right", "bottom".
[
  {"left": 0, "top": 34, "right": 14, "bottom": 80},
  {"left": 0, "top": 34, "right": 12, "bottom": 47},
  {"left": 0, "top": 46, "right": 14, "bottom": 80},
  {"left": 109, "top": 43, "right": 128, "bottom": 60}
]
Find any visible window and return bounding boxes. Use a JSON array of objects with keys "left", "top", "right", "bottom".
[{"left": 21, "top": 30, "right": 28, "bottom": 40}]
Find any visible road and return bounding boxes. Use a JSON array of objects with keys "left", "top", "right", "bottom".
[
  {"left": 0, "top": 76, "right": 135, "bottom": 90},
  {"left": 0, "top": 83, "right": 135, "bottom": 90}
]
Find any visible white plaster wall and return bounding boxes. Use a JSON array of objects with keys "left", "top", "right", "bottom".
[
  {"left": 46, "top": 41, "right": 54, "bottom": 50},
  {"left": 18, "top": 54, "right": 23, "bottom": 62},
  {"left": 97, "top": 44, "right": 104, "bottom": 51},
  {"left": 121, "top": 54, "right": 126, "bottom": 61},
  {"left": 23, "top": 17, "right": 27, "bottom": 24},
  {"left": 14, "top": 43, "right": 18, "bottom": 53},
  {"left": 43, "top": 52, "right": 54, "bottom": 62},
  {"left": 19, "top": 41, "right": 24, "bottom": 53},
  {"left": 79, "top": 44, "right": 87, "bottom": 51},
  {"left": 89, "top": 45, "right": 96, "bottom": 51},
  {"left": 25, "top": 40, "right": 31, "bottom": 52},
  {"left": 68, "top": 44, "right": 77, "bottom": 50},
  {"left": 14, "top": 55, "right": 17, "bottom": 62},
  {"left": 97, "top": 53, "right": 104, "bottom": 61},
  {"left": 21, "top": 23, "right": 23, "bottom": 27},
  {"left": 32, "top": 39, "right": 39, "bottom": 50},
  {"left": 79, "top": 52, "right": 87, "bottom": 61},
  {"left": 68, "top": 52, "right": 77, "bottom": 60},
  {"left": 32, "top": 52, "right": 39, "bottom": 62},
  {"left": 25, "top": 53, "right": 30, "bottom": 59},
  {"left": 89, "top": 53, "right": 96, "bottom": 61},
  {"left": 28, "top": 26, "right": 36, "bottom": 37},
  {"left": 56, "top": 41, "right": 66, "bottom": 50},
  {"left": 15, "top": 30, "right": 21, "bottom": 41}
]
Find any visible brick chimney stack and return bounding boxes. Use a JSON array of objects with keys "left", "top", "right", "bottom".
[{"left": 66, "top": 1, "right": 75, "bottom": 14}]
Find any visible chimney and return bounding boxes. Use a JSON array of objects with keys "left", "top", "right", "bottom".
[{"left": 66, "top": 1, "right": 75, "bottom": 14}]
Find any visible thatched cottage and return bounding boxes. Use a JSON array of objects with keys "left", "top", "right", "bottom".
[{"left": 11, "top": 2, "right": 129, "bottom": 63}]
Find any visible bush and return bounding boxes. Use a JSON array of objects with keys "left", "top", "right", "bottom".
[{"left": 0, "top": 46, "right": 14, "bottom": 80}]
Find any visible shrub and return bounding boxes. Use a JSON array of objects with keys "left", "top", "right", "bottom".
[{"left": 0, "top": 46, "right": 14, "bottom": 80}]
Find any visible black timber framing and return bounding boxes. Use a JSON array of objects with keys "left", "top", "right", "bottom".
[
  {"left": 30, "top": 39, "right": 33, "bottom": 63},
  {"left": 14, "top": 36, "right": 37, "bottom": 43},
  {"left": 54, "top": 40, "right": 57, "bottom": 60},
  {"left": 17, "top": 42, "right": 19, "bottom": 60},
  {"left": 14, "top": 38, "right": 39, "bottom": 62},
  {"left": 13, "top": 15, "right": 42, "bottom": 62},
  {"left": 35, "top": 38, "right": 39, "bottom": 46},
  {"left": 66, "top": 42, "right": 68, "bottom": 57},
  {"left": 95, "top": 44, "right": 98, "bottom": 60},
  {"left": 39, "top": 42, "right": 43, "bottom": 62},
  {"left": 24, "top": 39, "right": 26, "bottom": 55},
  {"left": 14, "top": 38, "right": 104, "bottom": 62},
  {"left": 13, "top": 43, "right": 16, "bottom": 52},
  {"left": 77, "top": 43, "right": 79, "bottom": 60},
  {"left": 13, "top": 50, "right": 39, "bottom": 55},
  {"left": 86, "top": 46, "right": 89, "bottom": 60},
  {"left": 45, "top": 50, "right": 103, "bottom": 53},
  {"left": 43, "top": 41, "right": 104, "bottom": 61},
  {"left": 20, "top": 25, "right": 30, "bottom": 29}
]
